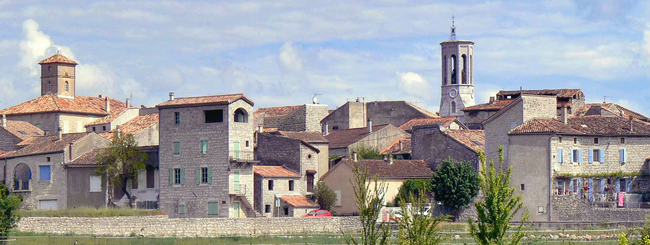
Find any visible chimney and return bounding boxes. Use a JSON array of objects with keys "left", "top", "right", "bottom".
[
  {"left": 630, "top": 116, "right": 634, "bottom": 133},
  {"left": 105, "top": 97, "right": 110, "bottom": 113},
  {"left": 367, "top": 119, "right": 372, "bottom": 134},
  {"left": 561, "top": 106, "right": 568, "bottom": 124},
  {"left": 322, "top": 122, "right": 329, "bottom": 135},
  {"left": 489, "top": 97, "right": 495, "bottom": 104},
  {"left": 57, "top": 127, "right": 62, "bottom": 141},
  {"left": 1, "top": 114, "right": 6, "bottom": 128},
  {"left": 388, "top": 154, "right": 393, "bottom": 165},
  {"left": 169, "top": 92, "right": 175, "bottom": 101},
  {"left": 98, "top": 94, "right": 102, "bottom": 98},
  {"left": 352, "top": 152, "right": 358, "bottom": 163},
  {"left": 116, "top": 125, "right": 121, "bottom": 138},
  {"left": 125, "top": 98, "right": 130, "bottom": 108}
]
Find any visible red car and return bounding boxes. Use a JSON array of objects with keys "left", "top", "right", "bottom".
[{"left": 302, "top": 209, "right": 332, "bottom": 217}]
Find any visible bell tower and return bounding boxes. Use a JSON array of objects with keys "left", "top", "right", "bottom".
[
  {"left": 439, "top": 17, "right": 475, "bottom": 119},
  {"left": 39, "top": 51, "right": 78, "bottom": 99}
]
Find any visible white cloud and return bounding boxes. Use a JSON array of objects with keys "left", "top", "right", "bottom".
[
  {"left": 395, "top": 71, "right": 432, "bottom": 98},
  {"left": 279, "top": 42, "right": 303, "bottom": 72},
  {"left": 644, "top": 24, "right": 650, "bottom": 55},
  {"left": 19, "top": 19, "right": 53, "bottom": 76}
]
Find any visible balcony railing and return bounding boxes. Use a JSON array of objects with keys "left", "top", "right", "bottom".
[
  {"left": 136, "top": 201, "right": 159, "bottom": 210},
  {"left": 230, "top": 184, "right": 247, "bottom": 196},
  {"left": 230, "top": 150, "right": 255, "bottom": 162}
]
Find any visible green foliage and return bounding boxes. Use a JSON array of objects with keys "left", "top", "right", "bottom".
[
  {"left": 396, "top": 192, "right": 450, "bottom": 245},
  {"left": 95, "top": 132, "right": 148, "bottom": 207},
  {"left": 0, "top": 184, "right": 21, "bottom": 241},
  {"left": 469, "top": 147, "right": 528, "bottom": 245},
  {"left": 343, "top": 163, "right": 391, "bottom": 245},
  {"left": 431, "top": 157, "right": 479, "bottom": 211},
  {"left": 395, "top": 179, "right": 431, "bottom": 206},
  {"left": 17, "top": 207, "right": 165, "bottom": 217},
  {"left": 619, "top": 214, "right": 650, "bottom": 244},
  {"left": 352, "top": 145, "right": 383, "bottom": 160},
  {"left": 313, "top": 182, "right": 337, "bottom": 211}
]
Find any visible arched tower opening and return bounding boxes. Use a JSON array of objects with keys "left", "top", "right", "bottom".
[{"left": 450, "top": 55, "right": 457, "bottom": 84}]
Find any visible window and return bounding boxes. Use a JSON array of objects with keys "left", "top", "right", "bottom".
[
  {"left": 102, "top": 126, "right": 106, "bottom": 131},
  {"left": 289, "top": 180, "right": 294, "bottom": 191},
  {"left": 205, "top": 110, "right": 223, "bottom": 123},
  {"left": 172, "top": 168, "right": 183, "bottom": 185},
  {"left": 65, "top": 81, "right": 69, "bottom": 92},
  {"left": 557, "top": 148, "right": 563, "bottom": 163},
  {"left": 174, "top": 112, "right": 180, "bottom": 125},
  {"left": 146, "top": 168, "right": 155, "bottom": 188},
  {"left": 92, "top": 127, "right": 96, "bottom": 132},
  {"left": 200, "top": 140, "right": 208, "bottom": 154},
  {"left": 571, "top": 149, "right": 581, "bottom": 163},
  {"left": 594, "top": 138, "right": 599, "bottom": 144},
  {"left": 131, "top": 177, "right": 139, "bottom": 190},
  {"left": 39, "top": 165, "right": 51, "bottom": 181},
  {"left": 332, "top": 126, "right": 339, "bottom": 130},
  {"left": 520, "top": 184, "right": 525, "bottom": 191},
  {"left": 620, "top": 149, "right": 627, "bottom": 164},
  {"left": 538, "top": 206, "right": 544, "bottom": 214},
  {"left": 265, "top": 205, "right": 271, "bottom": 213},
  {"left": 179, "top": 205, "right": 185, "bottom": 215},
  {"left": 451, "top": 101, "right": 457, "bottom": 114},
  {"left": 574, "top": 138, "right": 577, "bottom": 144},
  {"left": 199, "top": 167, "right": 210, "bottom": 184},
  {"left": 89, "top": 176, "right": 101, "bottom": 192},
  {"left": 208, "top": 201, "right": 219, "bottom": 215},
  {"left": 621, "top": 138, "right": 625, "bottom": 144},
  {"left": 245, "top": 141, "right": 249, "bottom": 147},
  {"left": 47, "top": 81, "right": 51, "bottom": 93},
  {"left": 234, "top": 108, "right": 248, "bottom": 122},
  {"left": 589, "top": 149, "right": 603, "bottom": 163},
  {"left": 283, "top": 207, "right": 289, "bottom": 216},
  {"left": 46, "top": 157, "right": 50, "bottom": 162},
  {"left": 173, "top": 142, "right": 180, "bottom": 155},
  {"left": 268, "top": 180, "right": 274, "bottom": 191},
  {"left": 559, "top": 137, "right": 562, "bottom": 143}
]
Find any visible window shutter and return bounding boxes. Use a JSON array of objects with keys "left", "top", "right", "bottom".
[
  {"left": 624, "top": 149, "right": 627, "bottom": 163},
  {"left": 208, "top": 167, "right": 212, "bottom": 184},
  {"left": 578, "top": 150, "right": 582, "bottom": 163},
  {"left": 600, "top": 148, "right": 604, "bottom": 163},
  {"left": 558, "top": 148, "right": 563, "bottom": 163},
  {"left": 180, "top": 168, "right": 185, "bottom": 185},
  {"left": 570, "top": 149, "right": 574, "bottom": 163},
  {"left": 620, "top": 149, "right": 624, "bottom": 163},
  {"left": 600, "top": 178, "right": 605, "bottom": 193},
  {"left": 615, "top": 178, "right": 620, "bottom": 193},
  {"left": 169, "top": 169, "right": 173, "bottom": 186},
  {"left": 588, "top": 178, "right": 593, "bottom": 201},
  {"left": 196, "top": 168, "right": 200, "bottom": 185},
  {"left": 588, "top": 149, "right": 593, "bottom": 163},
  {"left": 627, "top": 179, "right": 632, "bottom": 192}
]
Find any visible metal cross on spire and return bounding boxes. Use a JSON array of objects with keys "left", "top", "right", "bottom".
[{"left": 450, "top": 15, "right": 456, "bottom": 40}]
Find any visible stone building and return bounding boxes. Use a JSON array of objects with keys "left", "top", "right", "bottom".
[
  {"left": 320, "top": 157, "right": 432, "bottom": 215},
  {"left": 323, "top": 123, "right": 407, "bottom": 157},
  {"left": 412, "top": 126, "right": 484, "bottom": 170},
  {"left": 398, "top": 117, "right": 464, "bottom": 134},
  {"left": 253, "top": 166, "right": 318, "bottom": 217},
  {"left": 269, "top": 131, "right": 329, "bottom": 178},
  {"left": 461, "top": 98, "right": 514, "bottom": 129},
  {"left": 0, "top": 132, "right": 109, "bottom": 210},
  {"left": 157, "top": 93, "right": 257, "bottom": 218},
  {"left": 438, "top": 30, "right": 476, "bottom": 119},
  {"left": 254, "top": 104, "right": 329, "bottom": 133},
  {"left": 321, "top": 100, "right": 437, "bottom": 133},
  {"left": 99, "top": 110, "right": 160, "bottom": 147},
  {"left": 0, "top": 116, "right": 44, "bottom": 152}
]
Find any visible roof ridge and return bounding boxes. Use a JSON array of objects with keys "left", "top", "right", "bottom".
[{"left": 175, "top": 93, "right": 243, "bottom": 99}]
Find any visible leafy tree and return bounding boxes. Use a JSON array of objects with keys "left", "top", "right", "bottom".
[
  {"left": 0, "top": 184, "right": 21, "bottom": 244},
  {"left": 431, "top": 157, "right": 479, "bottom": 211},
  {"left": 95, "top": 132, "right": 148, "bottom": 207},
  {"left": 313, "top": 182, "right": 337, "bottom": 211},
  {"left": 344, "top": 163, "right": 391, "bottom": 245},
  {"left": 469, "top": 147, "right": 528, "bottom": 245},
  {"left": 619, "top": 214, "right": 650, "bottom": 244},
  {"left": 396, "top": 192, "right": 449, "bottom": 245},
  {"left": 352, "top": 145, "right": 383, "bottom": 160},
  {"left": 395, "top": 179, "right": 432, "bottom": 205}
]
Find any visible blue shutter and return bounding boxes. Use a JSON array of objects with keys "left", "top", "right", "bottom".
[
  {"left": 588, "top": 178, "right": 593, "bottom": 202},
  {"left": 588, "top": 149, "right": 593, "bottom": 163},
  {"left": 180, "top": 168, "right": 185, "bottom": 185},
  {"left": 627, "top": 178, "right": 632, "bottom": 192},
  {"left": 615, "top": 178, "right": 620, "bottom": 193},
  {"left": 600, "top": 148, "right": 605, "bottom": 163},
  {"left": 207, "top": 167, "right": 212, "bottom": 184},
  {"left": 169, "top": 169, "right": 173, "bottom": 185},
  {"left": 558, "top": 148, "right": 563, "bottom": 163},
  {"left": 569, "top": 179, "right": 574, "bottom": 193},
  {"left": 620, "top": 149, "right": 624, "bottom": 163},
  {"left": 570, "top": 149, "right": 574, "bottom": 163},
  {"left": 578, "top": 150, "right": 583, "bottom": 163},
  {"left": 196, "top": 168, "right": 200, "bottom": 185},
  {"left": 39, "top": 166, "right": 51, "bottom": 181},
  {"left": 624, "top": 149, "right": 627, "bottom": 163},
  {"left": 600, "top": 178, "right": 605, "bottom": 194}
]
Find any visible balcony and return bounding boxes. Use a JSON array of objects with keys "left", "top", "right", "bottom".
[
  {"left": 230, "top": 184, "right": 247, "bottom": 196},
  {"left": 229, "top": 150, "right": 258, "bottom": 163}
]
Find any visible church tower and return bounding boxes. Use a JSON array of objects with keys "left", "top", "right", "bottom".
[
  {"left": 39, "top": 52, "right": 78, "bottom": 99},
  {"left": 439, "top": 17, "right": 475, "bottom": 119}
]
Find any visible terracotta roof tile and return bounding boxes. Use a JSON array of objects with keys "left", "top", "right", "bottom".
[
  {"left": 276, "top": 131, "right": 328, "bottom": 143},
  {"left": 279, "top": 195, "right": 318, "bottom": 208},
  {"left": 462, "top": 99, "right": 514, "bottom": 112},
  {"left": 380, "top": 136, "right": 411, "bottom": 155},
  {"left": 99, "top": 113, "right": 159, "bottom": 140},
  {"left": 254, "top": 105, "right": 302, "bottom": 118},
  {"left": 576, "top": 103, "right": 650, "bottom": 122},
  {"left": 442, "top": 129, "right": 485, "bottom": 152},
  {"left": 339, "top": 158, "right": 432, "bottom": 178},
  {"left": 497, "top": 89, "right": 582, "bottom": 99},
  {"left": 399, "top": 117, "right": 457, "bottom": 132},
  {"left": 510, "top": 116, "right": 650, "bottom": 136},
  {"left": 254, "top": 166, "right": 299, "bottom": 177},
  {"left": 323, "top": 124, "right": 390, "bottom": 149},
  {"left": 156, "top": 93, "right": 253, "bottom": 107},
  {"left": 2, "top": 120, "right": 44, "bottom": 140},
  {"left": 0, "top": 95, "right": 126, "bottom": 116},
  {"left": 68, "top": 148, "right": 102, "bottom": 165},
  {"left": 38, "top": 53, "right": 78, "bottom": 65},
  {"left": 1, "top": 133, "right": 91, "bottom": 159}
]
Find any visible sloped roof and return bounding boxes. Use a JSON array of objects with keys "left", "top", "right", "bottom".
[
  {"left": 156, "top": 93, "right": 253, "bottom": 107},
  {"left": 337, "top": 158, "right": 433, "bottom": 179},
  {"left": 0, "top": 95, "right": 126, "bottom": 116},
  {"left": 405, "top": 102, "right": 438, "bottom": 118},
  {"left": 323, "top": 124, "right": 390, "bottom": 149},
  {"left": 380, "top": 136, "right": 411, "bottom": 155},
  {"left": 99, "top": 113, "right": 159, "bottom": 140},
  {"left": 399, "top": 117, "right": 458, "bottom": 132},
  {"left": 2, "top": 120, "right": 44, "bottom": 140},
  {"left": 38, "top": 53, "right": 78, "bottom": 65},
  {"left": 497, "top": 89, "right": 582, "bottom": 99},
  {"left": 279, "top": 195, "right": 318, "bottom": 208},
  {"left": 254, "top": 105, "right": 302, "bottom": 118},
  {"left": 254, "top": 166, "right": 300, "bottom": 177},
  {"left": 442, "top": 129, "right": 485, "bottom": 153},
  {"left": 510, "top": 116, "right": 650, "bottom": 136},
  {"left": 68, "top": 148, "right": 102, "bottom": 165},
  {"left": 276, "top": 131, "right": 328, "bottom": 143},
  {"left": 1, "top": 133, "right": 91, "bottom": 159},
  {"left": 462, "top": 99, "right": 515, "bottom": 112},
  {"left": 576, "top": 103, "right": 650, "bottom": 122}
]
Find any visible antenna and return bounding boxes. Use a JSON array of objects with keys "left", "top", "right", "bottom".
[
  {"left": 450, "top": 15, "right": 457, "bottom": 40},
  {"left": 312, "top": 93, "right": 321, "bottom": 104},
  {"left": 603, "top": 96, "right": 610, "bottom": 103}
]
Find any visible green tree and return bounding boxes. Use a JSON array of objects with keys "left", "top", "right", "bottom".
[
  {"left": 469, "top": 147, "right": 528, "bottom": 245},
  {"left": 396, "top": 192, "right": 449, "bottom": 245},
  {"left": 352, "top": 145, "right": 383, "bottom": 160},
  {"left": 431, "top": 157, "right": 479, "bottom": 211},
  {"left": 95, "top": 132, "right": 148, "bottom": 207},
  {"left": 0, "top": 184, "right": 21, "bottom": 244},
  {"left": 313, "top": 182, "right": 337, "bottom": 211},
  {"left": 395, "top": 179, "right": 432, "bottom": 206},
  {"left": 344, "top": 163, "right": 391, "bottom": 245},
  {"left": 619, "top": 214, "right": 650, "bottom": 244}
]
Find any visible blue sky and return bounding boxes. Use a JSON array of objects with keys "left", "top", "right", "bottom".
[{"left": 0, "top": 0, "right": 649, "bottom": 115}]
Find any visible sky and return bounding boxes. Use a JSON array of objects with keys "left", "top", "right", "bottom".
[{"left": 0, "top": 0, "right": 649, "bottom": 115}]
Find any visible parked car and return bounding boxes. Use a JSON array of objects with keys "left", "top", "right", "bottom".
[{"left": 302, "top": 209, "right": 332, "bottom": 217}]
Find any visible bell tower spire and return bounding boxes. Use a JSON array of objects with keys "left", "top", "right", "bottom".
[
  {"left": 450, "top": 15, "right": 456, "bottom": 40},
  {"left": 439, "top": 17, "right": 475, "bottom": 121}
]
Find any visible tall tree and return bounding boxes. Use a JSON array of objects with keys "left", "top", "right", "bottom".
[
  {"left": 396, "top": 191, "right": 449, "bottom": 245},
  {"left": 313, "top": 182, "right": 337, "bottom": 211},
  {"left": 95, "top": 132, "right": 148, "bottom": 207},
  {"left": 0, "top": 184, "right": 21, "bottom": 244},
  {"left": 431, "top": 157, "right": 479, "bottom": 211},
  {"left": 469, "top": 147, "right": 528, "bottom": 245},
  {"left": 344, "top": 163, "right": 391, "bottom": 245},
  {"left": 394, "top": 179, "right": 432, "bottom": 206}
]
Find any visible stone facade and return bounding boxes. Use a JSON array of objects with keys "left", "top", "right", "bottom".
[
  {"left": 411, "top": 125, "right": 480, "bottom": 170},
  {"left": 40, "top": 61, "right": 76, "bottom": 98},
  {"left": 552, "top": 195, "right": 650, "bottom": 222},
  {"left": 255, "top": 104, "right": 329, "bottom": 132},
  {"left": 66, "top": 166, "right": 106, "bottom": 209},
  {"left": 321, "top": 101, "right": 436, "bottom": 132},
  {"left": 321, "top": 101, "right": 366, "bottom": 132},
  {"left": 328, "top": 125, "right": 407, "bottom": 157},
  {"left": 439, "top": 40, "right": 475, "bottom": 119}
]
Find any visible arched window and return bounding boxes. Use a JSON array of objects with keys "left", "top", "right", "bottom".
[
  {"left": 450, "top": 55, "right": 457, "bottom": 84},
  {"left": 451, "top": 101, "right": 457, "bottom": 114},
  {"left": 47, "top": 81, "right": 51, "bottom": 93},
  {"left": 461, "top": 54, "right": 467, "bottom": 84},
  {"left": 65, "top": 81, "right": 69, "bottom": 92},
  {"left": 234, "top": 108, "right": 248, "bottom": 123},
  {"left": 443, "top": 55, "right": 447, "bottom": 85},
  {"left": 14, "top": 163, "right": 31, "bottom": 191}
]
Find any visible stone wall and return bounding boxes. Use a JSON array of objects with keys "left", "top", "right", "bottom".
[
  {"left": 16, "top": 216, "right": 362, "bottom": 237},
  {"left": 552, "top": 195, "right": 650, "bottom": 222},
  {"left": 411, "top": 125, "right": 479, "bottom": 170}
]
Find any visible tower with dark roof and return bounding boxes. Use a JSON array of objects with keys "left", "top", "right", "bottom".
[
  {"left": 39, "top": 52, "right": 78, "bottom": 98},
  {"left": 439, "top": 18, "right": 475, "bottom": 119}
]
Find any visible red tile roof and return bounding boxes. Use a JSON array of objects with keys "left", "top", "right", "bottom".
[
  {"left": 323, "top": 124, "right": 390, "bottom": 149},
  {"left": 2, "top": 120, "right": 44, "bottom": 140},
  {"left": 99, "top": 113, "right": 159, "bottom": 140},
  {"left": 576, "top": 103, "right": 650, "bottom": 122},
  {"left": 254, "top": 166, "right": 300, "bottom": 177},
  {"left": 279, "top": 195, "right": 318, "bottom": 208},
  {"left": 38, "top": 53, "right": 78, "bottom": 65},
  {"left": 338, "top": 158, "right": 433, "bottom": 179},
  {"left": 497, "top": 89, "right": 582, "bottom": 99},
  {"left": 68, "top": 148, "right": 102, "bottom": 165},
  {"left": 380, "top": 136, "right": 411, "bottom": 155},
  {"left": 0, "top": 95, "right": 126, "bottom": 116},
  {"left": 1, "top": 133, "right": 92, "bottom": 159},
  {"left": 462, "top": 99, "right": 515, "bottom": 112},
  {"left": 254, "top": 105, "right": 302, "bottom": 118},
  {"left": 276, "top": 131, "right": 328, "bottom": 143},
  {"left": 510, "top": 116, "right": 650, "bottom": 136},
  {"left": 442, "top": 129, "right": 485, "bottom": 152},
  {"left": 399, "top": 117, "right": 457, "bottom": 132},
  {"left": 156, "top": 93, "right": 253, "bottom": 107}
]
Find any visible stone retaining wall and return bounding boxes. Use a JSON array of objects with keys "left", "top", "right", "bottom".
[
  {"left": 17, "top": 216, "right": 362, "bottom": 237},
  {"left": 552, "top": 195, "right": 650, "bottom": 222}
]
